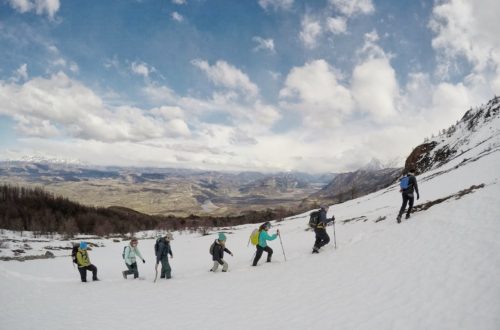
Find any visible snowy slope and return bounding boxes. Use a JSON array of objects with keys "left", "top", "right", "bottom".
[{"left": 1, "top": 105, "right": 500, "bottom": 329}]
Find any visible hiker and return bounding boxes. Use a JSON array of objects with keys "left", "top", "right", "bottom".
[
  {"left": 397, "top": 169, "right": 420, "bottom": 223},
  {"left": 252, "top": 222, "right": 279, "bottom": 266},
  {"left": 210, "top": 233, "right": 233, "bottom": 272},
  {"left": 122, "top": 238, "right": 145, "bottom": 279},
  {"left": 155, "top": 233, "right": 174, "bottom": 279},
  {"left": 76, "top": 242, "right": 99, "bottom": 282},
  {"left": 312, "top": 205, "right": 335, "bottom": 253}
]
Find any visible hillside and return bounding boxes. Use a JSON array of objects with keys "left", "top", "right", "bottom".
[{"left": 0, "top": 97, "right": 499, "bottom": 329}]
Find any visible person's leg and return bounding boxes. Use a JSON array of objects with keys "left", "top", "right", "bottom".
[
  {"left": 398, "top": 193, "right": 409, "bottom": 221},
  {"left": 163, "top": 259, "right": 172, "bottom": 279},
  {"left": 78, "top": 267, "right": 87, "bottom": 282},
  {"left": 264, "top": 246, "right": 273, "bottom": 262},
  {"left": 87, "top": 265, "right": 98, "bottom": 281},
  {"left": 319, "top": 229, "right": 330, "bottom": 248},
  {"left": 131, "top": 262, "right": 138, "bottom": 278},
  {"left": 160, "top": 257, "right": 166, "bottom": 278},
  {"left": 252, "top": 246, "right": 264, "bottom": 266},
  {"left": 314, "top": 229, "right": 322, "bottom": 251},
  {"left": 406, "top": 195, "right": 415, "bottom": 217},
  {"left": 211, "top": 261, "right": 219, "bottom": 272},
  {"left": 221, "top": 260, "right": 228, "bottom": 272}
]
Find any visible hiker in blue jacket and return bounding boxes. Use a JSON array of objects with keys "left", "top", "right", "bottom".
[
  {"left": 313, "top": 205, "right": 335, "bottom": 253},
  {"left": 122, "top": 238, "right": 145, "bottom": 279},
  {"left": 397, "top": 169, "right": 420, "bottom": 223},
  {"left": 252, "top": 222, "right": 279, "bottom": 266},
  {"left": 155, "top": 233, "right": 174, "bottom": 279}
]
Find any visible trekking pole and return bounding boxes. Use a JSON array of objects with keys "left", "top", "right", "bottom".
[
  {"left": 278, "top": 232, "right": 287, "bottom": 262},
  {"left": 153, "top": 262, "right": 159, "bottom": 283},
  {"left": 333, "top": 221, "right": 337, "bottom": 249}
]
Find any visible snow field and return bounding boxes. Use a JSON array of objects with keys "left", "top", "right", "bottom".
[{"left": 1, "top": 131, "right": 500, "bottom": 329}]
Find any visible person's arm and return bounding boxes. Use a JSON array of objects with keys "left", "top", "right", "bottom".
[
  {"left": 76, "top": 251, "right": 84, "bottom": 266},
  {"left": 263, "top": 231, "right": 278, "bottom": 241},
  {"left": 135, "top": 247, "right": 145, "bottom": 262},
  {"left": 412, "top": 176, "right": 420, "bottom": 198},
  {"left": 168, "top": 243, "right": 173, "bottom": 258},
  {"left": 224, "top": 247, "right": 233, "bottom": 256}
]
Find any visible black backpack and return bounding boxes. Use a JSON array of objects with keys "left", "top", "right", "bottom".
[
  {"left": 122, "top": 246, "right": 128, "bottom": 259},
  {"left": 209, "top": 242, "right": 216, "bottom": 255},
  {"left": 154, "top": 238, "right": 161, "bottom": 256},
  {"left": 308, "top": 210, "right": 320, "bottom": 228},
  {"left": 71, "top": 245, "right": 79, "bottom": 265}
]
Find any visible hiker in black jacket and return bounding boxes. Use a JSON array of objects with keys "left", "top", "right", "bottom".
[
  {"left": 313, "top": 205, "right": 335, "bottom": 253},
  {"left": 155, "top": 233, "right": 174, "bottom": 279},
  {"left": 210, "top": 233, "right": 233, "bottom": 272},
  {"left": 397, "top": 169, "right": 420, "bottom": 223}
]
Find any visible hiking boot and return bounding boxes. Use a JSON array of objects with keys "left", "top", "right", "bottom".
[
  {"left": 405, "top": 214, "right": 410, "bottom": 219},
  {"left": 312, "top": 247, "right": 319, "bottom": 254},
  {"left": 122, "top": 271, "right": 127, "bottom": 279},
  {"left": 92, "top": 278, "right": 99, "bottom": 281},
  {"left": 222, "top": 270, "right": 227, "bottom": 272},
  {"left": 397, "top": 215, "right": 402, "bottom": 223}
]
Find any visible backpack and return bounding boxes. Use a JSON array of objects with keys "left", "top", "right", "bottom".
[
  {"left": 71, "top": 245, "right": 79, "bottom": 265},
  {"left": 249, "top": 229, "right": 260, "bottom": 246},
  {"left": 308, "top": 210, "right": 320, "bottom": 228},
  {"left": 122, "top": 246, "right": 128, "bottom": 259},
  {"left": 400, "top": 176, "right": 410, "bottom": 190},
  {"left": 209, "top": 242, "right": 216, "bottom": 255}
]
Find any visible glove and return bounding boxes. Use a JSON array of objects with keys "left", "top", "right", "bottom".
[
  {"left": 417, "top": 194, "right": 420, "bottom": 200},
  {"left": 143, "top": 259, "right": 146, "bottom": 264},
  {"left": 230, "top": 253, "right": 234, "bottom": 257}
]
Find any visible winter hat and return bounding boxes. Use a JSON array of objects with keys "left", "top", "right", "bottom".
[
  {"left": 80, "top": 241, "right": 88, "bottom": 249},
  {"left": 264, "top": 222, "right": 271, "bottom": 229},
  {"left": 320, "top": 204, "right": 328, "bottom": 210},
  {"left": 165, "top": 232, "right": 174, "bottom": 241},
  {"left": 218, "top": 233, "right": 227, "bottom": 241}
]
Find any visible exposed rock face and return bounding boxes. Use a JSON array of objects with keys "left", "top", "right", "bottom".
[{"left": 404, "top": 96, "right": 500, "bottom": 175}]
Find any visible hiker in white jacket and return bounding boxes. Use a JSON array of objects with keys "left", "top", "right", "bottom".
[{"left": 122, "top": 238, "right": 145, "bottom": 279}]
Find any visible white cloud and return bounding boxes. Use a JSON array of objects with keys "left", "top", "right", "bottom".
[
  {"left": 258, "top": 0, "right": 293, "bottom": 11},
  {"left": 172, "top": 11, "right": 184, "bottom": 22},
  {"left": 252, "top": 36, "right": 275, "bottom": 53},
  {"left": 172, "top": 0, "right": 186, "bottom": 4},
  {"left": 192, "top": 59, "right": 259, "bottom": 97},
  {"left": 7, "top": 0, "right": 60, "bottom": 19},
  {"left": 429, "top": 0, "right": 500, "bottom": 95},
  {"left": 329, "top": 0, "right": 374, "bottom": 17},
  {"left": 299, "top": 15, "right": 322, "bottom": 49},
  {"left": 0, "top": 72, "right": 190, "bottom": 142},
  {"left": 279, "top": 59, "right": 353, "bottom": 128},
  {"left": 131, "top": 61, "right": 155, "bottom": 78},
  {"left": 326, "top": 16, "right": 347, "bottom": 35}
]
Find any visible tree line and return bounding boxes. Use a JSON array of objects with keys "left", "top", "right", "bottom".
[{"left": 0, "top": 184, "right": 308, "bottom": 236}]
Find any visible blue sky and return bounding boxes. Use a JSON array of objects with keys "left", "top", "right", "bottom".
[{"left": 0, "top": 0, "right": 499, "bottom": 172}]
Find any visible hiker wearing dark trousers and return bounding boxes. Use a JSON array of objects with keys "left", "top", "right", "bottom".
[
  {"left": 76, "top": 242, "right": 98, "bottom": 282},
  {"left": 313, "top": 205, "right": 335, "bottom": 253},
  {"left": 122, "top": 238, "right": 145, "bottom": 279},
  {"left": 252, "top": 222, "right": 279, "bottom": 266},
  {"left": 210, "top": 233, "right": 233, "bottom": 272},
  {"left": 397, "top": 170, "right": 420, "bottom": 223},
  {"left": 156, "top": 233, "right": 174, "bottom": 279}
]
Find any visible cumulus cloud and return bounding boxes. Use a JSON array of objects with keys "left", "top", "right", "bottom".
[
  {"left": 192, "top": 59, "right": 259, "bottom": 97},
  {"left": 326, "top": 16, "right": 347, "bottom": 35},
  {"left": 171, "top": 11, "right": 184, "bottom": 22},
  {"left": 7, "top": 0, "right": 60, "bottom": 19},
  {"left": 258, "top": 0, "right": 293, "bottom": 11},
  {"left": 252, "top": 36, "right": 275, "bottom": 53},
  {"left": 0, "top": 72, "right": 190, "bottom": 142},
  {"left": 299, "top": 15, "right": 322, "bottom": 49},
  {"left": 328, "top": 0, "right": 374, "bottom": 17},
  {"left": 172, "top": 0, "right": 186, "bottom": 4},
  {"left": 279, "top": 59, "right": 353, "bottom": 128},
  {"left": 429, "top": 0, "right": 500, "bottom": 95}
]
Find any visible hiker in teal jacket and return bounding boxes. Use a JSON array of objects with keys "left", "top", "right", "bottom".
[
  {"left": 252, "top": 222, "right": 279, "bottom": 266},
  {"left": 122, "top": 238, "right": 145, "bottom": 279}
]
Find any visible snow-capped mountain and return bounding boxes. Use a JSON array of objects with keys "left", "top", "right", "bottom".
[{"left": 406, "top": 96, "right": 500, "bottom": 174}]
